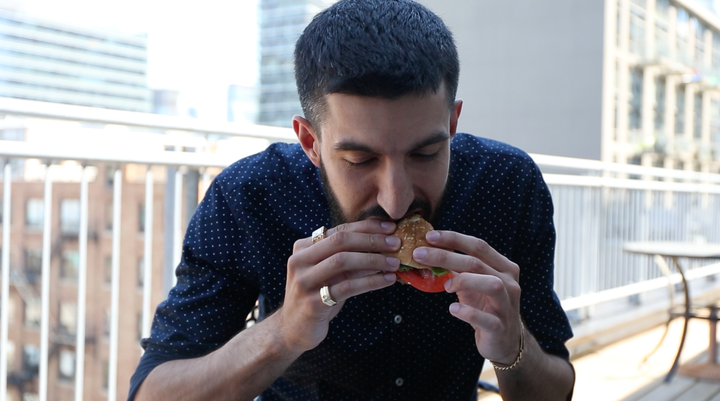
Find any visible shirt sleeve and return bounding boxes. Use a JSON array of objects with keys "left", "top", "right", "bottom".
[
  {"left": 515, "top": 160, "right": 573, "bottom": 360},
  {"left": 127, "top": 176, "right": 260, "bottom": 401}
]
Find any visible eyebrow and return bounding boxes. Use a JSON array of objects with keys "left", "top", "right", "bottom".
[{"left": 333, "top": 131, "right": 450, "bottom": 153}]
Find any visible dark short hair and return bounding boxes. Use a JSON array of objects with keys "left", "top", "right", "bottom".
[{"left": 294, "top": 0, "right": 459, "bottom": 130}]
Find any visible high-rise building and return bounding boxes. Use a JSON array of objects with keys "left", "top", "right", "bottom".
[
  {"left": 227, "top": 84, "right": 259, "bottom": 124},
  {"left": 419, "top": 0, "right": 720, "bottom": 174},
  {"left": 0, "top": 9, "right": 151, "bottom": 112},
  {"left": 258, "top": 0, "right": 336, "bottom": 127}
]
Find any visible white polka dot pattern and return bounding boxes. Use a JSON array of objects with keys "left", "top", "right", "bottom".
[{"left": 127, "top": 133, "right": 573, "bottom": 401}]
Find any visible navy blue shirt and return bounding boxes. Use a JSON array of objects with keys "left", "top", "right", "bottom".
[{"left": 128, "top": 133, "right": 572, "bottom": 400}]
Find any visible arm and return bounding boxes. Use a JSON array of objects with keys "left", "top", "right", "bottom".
[
  {"left": 413, "top": 231, "right": 574, "bottom": 400},
  {"left": 135, "top": 311, "right": 302, "bottom": 401},
  {"left": 134, "top": 219, "right": 401, "bottom": 401}
]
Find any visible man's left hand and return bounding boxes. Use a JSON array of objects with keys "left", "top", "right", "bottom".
[{"left": 412, "top": 230, "right": 523, "bottom": 365}]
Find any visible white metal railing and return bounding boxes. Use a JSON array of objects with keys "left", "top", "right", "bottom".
[{"left": 0, "top": 97, "right": 719, "bottom": 400}]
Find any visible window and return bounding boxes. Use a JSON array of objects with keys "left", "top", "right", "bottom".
[
  {"left": 60, "top": 199, "right": 80, "bottom": 234},
  {"left": 139, "top": 203, "right": 145, "bottom": 233},
  {"left": 25, "top": 198, "right": 44, "bottom": 230},
  {"left": 58, "top": 349, "right": 75, "bottom": 381},
  {"left": 104, "top": 256, "right": 112, "bottom": 284},
  {"left": 23, "top": 345, "right": 40, "bottom": 374},
  {"left": 105, "top": 203, "right": 113, "bottom": 232},
  {"left": 103, "top": 308, "right": 111, "bottom": 339},
  {"left": 694, "top": 92, "right": 702, "bottom": 139},
  {"left": 5, "top": 341, "right": 14, "bottom": 373},
  {"left": 676, "top": 85, "right": 686, "bottom": 134},
  {"left": 24, "top": 248, "right": 42, "bottom": 282},
  {"left": 654, "top": 76, "right": 666, "bottom": 132},
  {"left": 137, "top": 257, "right": 145, "bottom": 288},
  {"left": 58, "top": 302, "right": 77, "bottom": 336},
  {"left": 629, "top": 68, "right": 643, "bottom": 130},
  {"left": 61, "top": 250, "right": 79, "bottom": 281},
  {"left": 103, "top": 360, "right": 110, "bottom": 390},
  {"left": 24, "top": 298, "right": 40, "bottom": 328},
  {"left": 137, "top": 313, "right": 143, "bottom": 340}
]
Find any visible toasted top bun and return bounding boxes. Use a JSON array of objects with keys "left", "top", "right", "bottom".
[{"left": 384, "top": 215, "right": 434, "bottom": 270}]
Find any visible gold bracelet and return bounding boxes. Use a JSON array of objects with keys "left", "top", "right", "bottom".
[{"left": 490, "top": 320, "right": 525, "bottom": 371}]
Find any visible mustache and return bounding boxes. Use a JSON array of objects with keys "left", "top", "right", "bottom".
[{"left": 356, "top": 198, "right": 432, "bottom": 222}]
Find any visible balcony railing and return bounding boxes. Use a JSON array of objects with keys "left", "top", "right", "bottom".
[{"left": 1, "top": 97, "right": 720, "bottom": 401}]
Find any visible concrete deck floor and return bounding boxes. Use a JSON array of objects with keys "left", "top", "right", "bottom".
[{"left": 478, "top": 318, "right": 719, "bottom": 400}]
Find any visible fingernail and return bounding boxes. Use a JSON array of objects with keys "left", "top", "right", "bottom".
[
  {"left": 386, "top": 257, "right": 400, "bottom": 268},
  {"left": 384, "top": 273, "right": 397, "bottom": 282},
  {"left": 449, "top": 303, "right": 460, "bottom": 314},
  {"left": 426, "top": 231, "right": 440, "bottom": 241},
  {"left": 381, "top": 221, "right": 396, "bottom": 231},
  {"left": 385, "top": 236, "right": 400, "bottom": 247},
  {"left": 413, "top": 247, "right": 427, "bottom": 260},
  {"left": 444, "top": 277, "right": 452, "bottom": 291}
]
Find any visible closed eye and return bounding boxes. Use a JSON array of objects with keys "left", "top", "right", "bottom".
[
  {"left": 411, "top": 151, "right": 440, "bottom": 161},
  {"left": 344, "top": 158, "right": 376, "bottom": 167}
]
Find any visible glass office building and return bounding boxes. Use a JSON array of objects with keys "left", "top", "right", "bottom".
[
  {"left": 258, "top": 0, "right": 336, "bottom": 127},
  {"left": 0, "top": 9, "right": 151, "bottom": 112}
]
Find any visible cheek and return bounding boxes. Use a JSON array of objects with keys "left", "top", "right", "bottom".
[{"left": 327, "top": 164, "right": 376, "bottom": 208}]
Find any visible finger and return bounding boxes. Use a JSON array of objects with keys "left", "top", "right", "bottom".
[
  {"left": 444, "top": 273, "right": 514, "bottom": 313},
  {"left": 314, "top": 251, "right": 400, "bottom": 284},
  {"left": 326, "top": 267, "right": 395, "bottom": 285},
  {"left": 294, "top": 220, "right": 397, "bottom": 253},
  {"left": 412, "top": 245, "right": 495, "bottom": 276},
  {"left": 421, "top": 230, "right": 519, "bottom": 278},
  {"left": 448, "top": 302, "right": 502, "bottom": 333},
  {"left": 325, "top": 271, "right": 397, "bottom": 304},
  {"left": 308, "top": 230, "right": 402, "bottom": 265}
]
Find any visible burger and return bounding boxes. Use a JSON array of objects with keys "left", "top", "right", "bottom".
[{"left": 384, "top": 215, "right": 453, "bottom": 293}]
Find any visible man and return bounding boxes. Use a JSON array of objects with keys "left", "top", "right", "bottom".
[{"left": 130, "top": 1, "right": 575, "bottom": 400}]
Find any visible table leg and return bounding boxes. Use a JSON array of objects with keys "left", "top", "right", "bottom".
[
  {"left": 662, "top": 257, "right": 691, "bottom": 382},
  {"left": 709, "top": 306, "right": 717, "bottom": 365}
]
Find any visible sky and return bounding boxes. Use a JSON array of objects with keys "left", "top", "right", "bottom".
[{"left": 9, "top": 0, "right": 261, "bottom": 121}]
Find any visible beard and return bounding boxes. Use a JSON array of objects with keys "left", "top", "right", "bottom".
[{"left": 319, "top": 158, "right": 448, "bottom": 227}]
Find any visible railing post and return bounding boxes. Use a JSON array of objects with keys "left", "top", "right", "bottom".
[
  {"left": 39, "top": 163, "right": 53, "bottom": 401},
  {"left": 0, "top": 162, "right": 12, "bottom": 401},
  {"left": 74, "top": 166, "right": 90, "bottom": 401},
  {"left": 142, "top": 168, "right": 154, "bottom": 342},
  {"left": 108, "top": 167, "right": 123, "bottom": 401}
]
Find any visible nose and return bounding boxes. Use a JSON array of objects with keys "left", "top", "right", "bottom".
[{"left": 377, "top": 161, "right": 415, "bottom": 220}]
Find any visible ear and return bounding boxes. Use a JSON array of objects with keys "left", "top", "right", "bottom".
[
  {"left": 449, "top": 99, "right": 463, "bottom": 138},
  {"left": 293, "top": 115, "right": 321, "bottom": 167}
]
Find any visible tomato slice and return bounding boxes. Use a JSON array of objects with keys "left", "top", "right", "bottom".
[{"left": 396, "top": 269, "right": 453, "bottom": 293}]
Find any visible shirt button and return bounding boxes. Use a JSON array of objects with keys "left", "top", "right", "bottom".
[
  {"left": 395, "top": 378, "right": 404, "bottom": 387},
  {"left": 394, "top": 315, "right": 402, "bottom": 324}
]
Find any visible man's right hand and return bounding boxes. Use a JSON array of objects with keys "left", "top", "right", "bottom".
[{"left": 276, "top": 219, "right": 401, "bottom": 353}]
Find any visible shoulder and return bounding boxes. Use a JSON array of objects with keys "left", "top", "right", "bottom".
[
  {"left": 213, "top": 142, "right": 313, "bottom": 192},
  {"left": 450, "top": 133, "right": 539, "bottom": 175}
]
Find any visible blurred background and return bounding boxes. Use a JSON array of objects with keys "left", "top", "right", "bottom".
[{"left": 0, "top": 0, "right": 719, "bottom": 400}]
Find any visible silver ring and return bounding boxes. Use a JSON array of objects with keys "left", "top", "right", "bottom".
[
  {"left": 320, "top": 285, "right": 337, "bottom": 306},
  {"left": 312, "top": 226, "right": 327, "bottom": 244}
]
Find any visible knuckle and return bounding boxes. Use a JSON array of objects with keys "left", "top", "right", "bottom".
[
  {"left": 468, "top": 258, "right": 484, "bottom": 274},
  {"left": 487, "top": 276, "right": 505, "bottom": 294},
  {"left": 474, "top": 239, "right": 490, "bottom": 255},
  {"left": 334, "top": 223, "right": 349, "bottom": 233},
  {"left": 287, "top": 254, "right": 299, "bottom": 270},
  {"left": 292, "top": 239, "right": 304, "bottom": 253},
  {"left": 329, "top": 230, "right": 348, "bottom": 245},
  {"left": 336, "top": 279, "right": 353, "bottom": 296},
  {"left": 507, "top": 262, "right": 520, "bottom": 278},
  {"left": 328, "top": 253, "right": 346, "bottom": 268},
  {"left": 367, "top": 233, "right": 379, "bottom": 248}
]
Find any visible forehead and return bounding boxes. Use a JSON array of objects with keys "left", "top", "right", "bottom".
[{"left": 319, "top": 89, "right": 451, "bottom": 153}]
